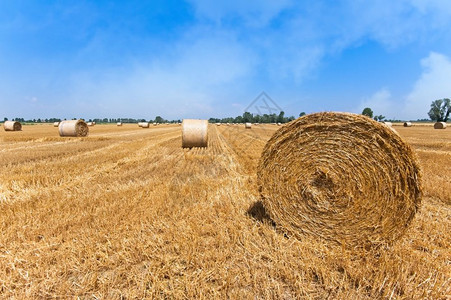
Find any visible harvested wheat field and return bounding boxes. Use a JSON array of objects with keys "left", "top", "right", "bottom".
[{"left": 0, "top": 123, "right": 450, "bottom": 298}]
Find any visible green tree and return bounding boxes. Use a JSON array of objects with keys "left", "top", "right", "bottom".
[
  {"left": 362, "top": 107, "right": 373, "bottom": 118},
  {"left": 299, "top": 112, "right": 306, "bottom": 117},
  {"left": 428, "top": 98, "right": 450, "bottom": 122},
  {"left": 277, "top": 111, "right": 285, "bottom": 123},
  {"left": 374, "top": 115, "right": 385, "bottom": 122},
  {"left": 155, "top": 116, "right": 165, "bottom": 123}
]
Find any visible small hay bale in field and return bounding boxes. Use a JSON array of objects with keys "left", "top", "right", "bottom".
[
  {"left": 58, "top": 120, "right": 89, "bottom": 137},
  {"left": 117, "top": 122, "right": 122, "bottom": 126},
  {"left": 404, "top": 122, "right": 412, "bottom": 127},
  {"left": 182, "top": 119, "right": 208, "bottom": 148},
  {"left": 245, "top": 122, "right": 252, "bottom": 129},
  {"left": 383, "top": 121, "right": 392, "bottom": 127},
  {"left": 216, "top": 123, "right": 221, "bottom": 126},
  {"left": 258, "top": 112, "right": 422, "bottom": 248},
  {"left": 3, "top": 121, "right": 22, "bottom": 131},
  {"left": 434, "top": 122, "right": 447, "bottom": 129},
  {"left": 277, "top": 123, "right": 281, "bottom": 126},
  {"left": 153, "top": 122, "right": 157, "bottom": 126},
  {"left": 53, "top": 122, "right": 60, "bottom": 127},
  {"left": 140, "top": 122, "right": 150, "bottom": 128},
  {"left": 87, "top": 122, "right": 94, "bottom": 126},
  {"left": 92, "top": 121, "right": 96, "bottom": 125}
]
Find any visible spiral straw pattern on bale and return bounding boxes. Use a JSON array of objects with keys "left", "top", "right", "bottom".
[
  {"left": 182, "top": 119, "right": 208, "bottom": 148},
  {"left": 58, "top": 120, "right": 89, "bottom": 137},
  {"left": 434, "top": 122, "right": 447, "bottom": 129},
  {"left": 3, "top": 121, "right": 22, "bottom": 131},
  {"left": 257, "top": 112, "right": 422, "bottom": 248}
]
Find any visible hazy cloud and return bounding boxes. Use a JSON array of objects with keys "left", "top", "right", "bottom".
[{"left": 359, "top": 52, "right": 451, "bottom": 120}]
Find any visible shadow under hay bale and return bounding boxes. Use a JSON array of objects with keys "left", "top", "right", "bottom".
[{"left": 257, "top": 112, "right": 422, "bottom": 249}]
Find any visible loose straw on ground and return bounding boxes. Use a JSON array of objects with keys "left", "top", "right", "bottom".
[
  {"left": 58, "top": 120, "right": 89, "bottom": 137},
  {"left": 182, "top": 119, "right": 208, "bottom": 148},
  {"left": 257, "top": 112, "right": 422, "bottom": 248}
]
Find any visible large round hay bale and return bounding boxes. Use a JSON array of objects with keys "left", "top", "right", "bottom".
[
  {"left": 141, "top": 122, "right": 149, "bottom": 128},
  {"left": 258, "top": 112, "right": 422, "bottom": 248},
  {"left": 4, "top": 121, "right": 22, "bottom": 131},
  {"left": 245, "top": 122, "right": 252, "bottom": 129},
  {"left": 403, "top": 122, "right": 412, "bottom": 127},
  {"left": 434, "top": 122, "right": 447, "bottom": 129},
  {"left": 58, "top": 120, "right": 89, "bottom": 137},
  {"left": 182, "top": 119, "right": 208, "bottom": 148},
  {"left": 53, "top": 122, "right": 60, "bottom": 127}
]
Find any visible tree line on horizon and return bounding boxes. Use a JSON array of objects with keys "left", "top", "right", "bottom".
[{"left": 3, "top": 99, "right": 450, "bottom": 124}]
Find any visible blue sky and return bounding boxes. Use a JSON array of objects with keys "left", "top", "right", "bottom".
[{"left": 1, "top": 1, "right": 451, "bottom": 120}]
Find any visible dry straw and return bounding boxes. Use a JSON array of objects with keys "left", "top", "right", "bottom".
[
  {"left": 404, "top": 122, "right": 412, "bottom": 127},
  {"left": 434, "top": 122, "right": 447, "bottom": 129},
  {"left": 182, "top": 119, "right": 208, "bottom": 148},
  {"left": 58, "top": 120, "right": 89, "bottom": 137},
  {"left": 257, "top": 112, "right": 422, "bottom": 248},
  {"left": 3, "top": 121, "right": 22, "bottom": 131},
  {"left": 245, "top": 122, "right": 252, "bottom": 129}
]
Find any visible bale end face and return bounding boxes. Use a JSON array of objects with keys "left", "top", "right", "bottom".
[
  {"left": 258, "top": 112, "right": 422, "bottom": 249},
  {"left": 404, "top": 122, "right": 412, "bottom": 127},
  {"left": 182, "top": 119, "right": 208, "bottom": 148}
]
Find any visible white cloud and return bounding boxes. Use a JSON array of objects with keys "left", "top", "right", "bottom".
[
  {"left": 187, "top": 0, "right": 294, "bottom": 27},
  {"left": 403, "top": 52, "right": 451, "bottom": 119},
  {"left": 358, "top": 88, "right": 397, "bottom": 118},
  {"left": 359, "top": 52, "right": 451, "bottom": 120}
]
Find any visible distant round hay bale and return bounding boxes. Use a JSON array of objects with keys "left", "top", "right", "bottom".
[
  {"left": 245, "top": 122, "right": 252, "bottom": 129},
  {"left": 277, "top": 123, "right": 282, "bottom": 126},
  {"left": 434, "top": 122, "right": 447, "bottom": 129},
  {"left": 404, "top": 122, "right": 412, "bottom": 127},
  {"left": 53, "top": 122, "right": 60, "bottom": 127},
  {"left": 140, "top": 122, "right": 150, "bottom": 128},
  {"left": 4, "top": 121, "right": 22, "bottom": 131},
  {"left": 258, "top": 112, "right": 422, "bottom": 248},
  {"left": 58, "top": 120, "right": 89, "bottom": 137},
  {"left": 383, "top": 121, "right": 393, "bottom": 127},
  {"left": 87, "top": 122, "right": 94, "bottom": 127},
  {"left": 182, "top": 119, "right": 208, "bottom": 148},
  {"left": 92, "top": 121, "right": 96, "bottom": 125},
  {"left": 117, "top": 122, "right": 122, "bottom": 126},
  {"left": 153, "top": 123, "right": 157, "bottom": 126}
]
